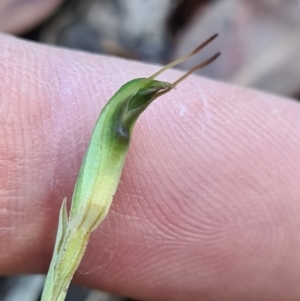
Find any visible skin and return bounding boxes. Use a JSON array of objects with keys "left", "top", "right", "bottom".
[{"left": 1, "top": 34, "right": 300, "bottom": 301}]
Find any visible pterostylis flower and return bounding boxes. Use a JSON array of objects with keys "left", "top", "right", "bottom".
[{"left": 41, "top": 34, "right": 220, "bottom": 301}]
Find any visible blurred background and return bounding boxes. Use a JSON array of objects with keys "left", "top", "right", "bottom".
[{"left": 1, "top": 0, "right": 300, "bottom": 300}]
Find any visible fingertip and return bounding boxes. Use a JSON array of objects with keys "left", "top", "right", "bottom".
[{"left": 1, "top": 35, "right": 300, "bottom": 301}]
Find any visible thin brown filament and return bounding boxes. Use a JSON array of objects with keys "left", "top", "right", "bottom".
[
  {"left": 149, "top": 33, "right": 219, "bottom": 80},
  {"left": 172, "top": 52, "right": 221, "bottom": 87},
  {"left": 152, "top": 52, "right": 221, "bottom": 100}
]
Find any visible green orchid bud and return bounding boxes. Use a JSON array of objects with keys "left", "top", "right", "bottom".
[{"left": 41, "top": 34, "right": 220, "bottom": 301}]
